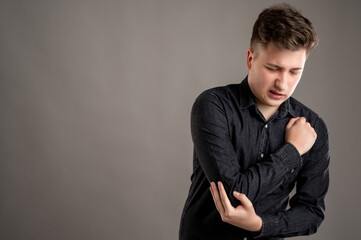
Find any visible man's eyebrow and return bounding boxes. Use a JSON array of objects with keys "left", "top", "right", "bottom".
[{"left": 265, "top": 63, "right": 303, "bottom": 70}]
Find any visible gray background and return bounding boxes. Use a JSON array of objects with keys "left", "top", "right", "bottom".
[{"left": 0, "top": 0, "right": 360, "bottom": 239}]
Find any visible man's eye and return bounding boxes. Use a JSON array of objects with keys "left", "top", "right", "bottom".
[
  {"left": 290, "top": 71, "right": 300, "bottom": 75},
  {"left": 266, "top": 67, "right": 277, "bottom": 71}
]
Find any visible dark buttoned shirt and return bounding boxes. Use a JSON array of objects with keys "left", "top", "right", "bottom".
[{"left": 179, "top": 77, "right": 330, "bottom": 240}]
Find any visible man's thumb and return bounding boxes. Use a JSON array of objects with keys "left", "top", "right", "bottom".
[{"left": 233, "top": 191, "right": 253, "bottom": 209}]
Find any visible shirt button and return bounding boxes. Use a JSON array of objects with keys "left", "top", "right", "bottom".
[
  {"left": 291, "top": 169, "right": 294, "bottom": 173},
  {"left": 265, "top": 124, "right": 268, "bottom": 128},
  {"left": 260, "top": 153, "right": 264, "bottom": 158}
]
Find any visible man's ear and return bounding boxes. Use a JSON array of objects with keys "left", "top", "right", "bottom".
[{"left": 246, "top": 49, "right": 254, "bottom": 70}]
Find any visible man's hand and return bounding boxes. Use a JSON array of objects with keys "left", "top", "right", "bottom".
[
  {"left": 285, "top": 117, "right": 317, "bottom": 155},
  {"left": 210, "top": 181, "right": 262, "bottom": 232}
]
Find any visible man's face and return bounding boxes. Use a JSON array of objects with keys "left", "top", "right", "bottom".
[{"left": 247, "top": 44, "right": 307, "bottom": 111}]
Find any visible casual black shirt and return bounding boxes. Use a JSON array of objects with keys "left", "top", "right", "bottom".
[{"left": 179, "top": 77, "right": 330, "bottom": 240}]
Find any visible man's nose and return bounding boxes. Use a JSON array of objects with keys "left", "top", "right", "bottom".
[{"left": 275, "top": 72, "right": 287, "bottom": 90}]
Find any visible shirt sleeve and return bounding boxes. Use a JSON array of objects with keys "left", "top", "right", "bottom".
[
  {"left": 191, "top": 90, "right": 302, "bottom": 206},
  {"left": 256, "top": 116, "right": 330, "bottom": 238}
]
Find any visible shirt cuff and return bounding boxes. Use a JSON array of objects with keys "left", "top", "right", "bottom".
[
  {"left": 253, "top": 213, "right": 278, "bottom": 238},
  {"left": 275, "top": 142, "right": 302, "bottom": 171}
]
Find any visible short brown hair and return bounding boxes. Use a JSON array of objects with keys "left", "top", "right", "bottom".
[{"left": 251, "top": 3, "right": 319, "bottom": 55}]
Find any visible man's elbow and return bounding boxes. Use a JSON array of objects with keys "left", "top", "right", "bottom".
[{"left": 306, "top": 209, "right": 325, "bottom": 235}]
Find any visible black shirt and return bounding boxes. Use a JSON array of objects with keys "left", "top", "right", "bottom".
[{"left": 179, "top": 77, "right": 330, "bottom": 240}]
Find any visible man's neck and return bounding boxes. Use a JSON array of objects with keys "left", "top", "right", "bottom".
[{"left": 256, "top": 103, "right": 279, "bottom": 121}]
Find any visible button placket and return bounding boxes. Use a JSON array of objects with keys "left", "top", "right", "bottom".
[{"left": 258, "top": 123, "right": 269, "bottom": 160}]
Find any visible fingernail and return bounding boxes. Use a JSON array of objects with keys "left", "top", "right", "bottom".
[{"left": 234, "top": 191, "right": 239, "bottom": 196}]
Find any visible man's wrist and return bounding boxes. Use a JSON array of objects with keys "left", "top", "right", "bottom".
[{"left": 249, "top": 214, "right": 263, "bottom": 232}]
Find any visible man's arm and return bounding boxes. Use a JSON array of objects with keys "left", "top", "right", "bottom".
[
  {"left": 191, "top": 90, "right": 304, "bottom": 205},
  {"left": 257, "top": 116, "right": 330, "bottom": 237},
  {"left": 210, "top": 116, "right": 329, "bottom": 237}
]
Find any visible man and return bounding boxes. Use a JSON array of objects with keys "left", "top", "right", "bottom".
[{"left": 179, "top": 4, "right": 330, "bottom": 240}]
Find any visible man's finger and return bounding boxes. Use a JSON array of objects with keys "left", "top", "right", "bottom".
[
  {"left": 286, "top": 117, "right": 300, "bottom": 129},
  {"left": 298, "top": 116, "right": 306, "bottom": 123},
  {"left": 233, "top": 191, "right": 253, "bottom": 209},
  {"left": 210, "top": 182, "right": 225, "bottom": 214},
  {"left": 217, "top": 181, "right": 233, "bottom": 210}
]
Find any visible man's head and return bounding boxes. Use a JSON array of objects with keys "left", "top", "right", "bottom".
[
  {"left": 246, "top": 4, "right": 318, "bottom": 119},
  {"left": 250, "top": 3, "right": 318, "bottom": 57}
]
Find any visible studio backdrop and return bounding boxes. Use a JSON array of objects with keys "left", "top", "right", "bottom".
[{"left": 0, "top": 0, "right": 360, "bottom": 239}]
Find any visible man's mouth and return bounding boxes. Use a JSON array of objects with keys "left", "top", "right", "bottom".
[
  {"left": 269, "top": 90, "right": 286, "bottom": 100},
  {"left": 270, "top": 90, "right": 284, "bottom": 96}
]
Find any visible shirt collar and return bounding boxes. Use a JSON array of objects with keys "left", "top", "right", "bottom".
[
  {"left": 238, "top": 76, "right": 297, "bottom": 118},
  {"left": 238, "top": 76, "right": 256, "bottom": 109},
  {"left": 278, "top": 98, "right": 297, "bottom": 118}
]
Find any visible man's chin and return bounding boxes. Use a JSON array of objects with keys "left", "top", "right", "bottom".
[{"left": 266, "top": 99, "right": 286, "bottom": 108}]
